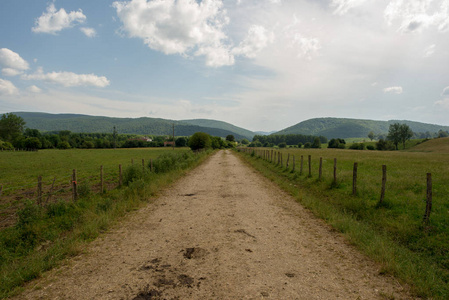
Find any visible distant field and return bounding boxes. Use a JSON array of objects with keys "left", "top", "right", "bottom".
[{"left": 407, "top": 137, "right": 449, "bottom": 153}]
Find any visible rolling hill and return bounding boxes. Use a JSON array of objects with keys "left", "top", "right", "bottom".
[
  {"left": 13, "top": 112, "right": 256, "bottom": 140},
  {"left": 408, "top": 137, "right": 449, "bottom": 153},
  {"left": 274, "top": 118, "right": 449, "bottom": 139}
]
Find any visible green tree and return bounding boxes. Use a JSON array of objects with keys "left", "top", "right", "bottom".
[
  {"left": 225, "top": 135, "right": 235, "bottom": 142},
  {"left": 387, "top": 123, "right": 402, "bottom": 150},
  {"left": 368, "top": 131, "right": 375, "bottom": 141},
  {"left": 278, "top": 142, "right": 287, "bottom": 148},
  {"left": 399, "top": 124, "right": 413, "bottom": 149},
  {"left": 241, "top": 138, "right": 249, "bottom": 145},
  {"left": 311, "top": 137, "right": 321, "bottom": 148},
  {"left": 24, "top": 137, "right": 42, "bottom": 149},
  {"left": 0, "top": 113, "right": 25, "bottom": 143},
  {"left": 175, "top": 137, "right": 187, "bottom": 147},
  {"left": 188, "top": 132, "right": 211, "bottom": 150}
]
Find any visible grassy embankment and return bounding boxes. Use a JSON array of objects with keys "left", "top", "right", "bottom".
[
  {"left": 0, "top": 148, "right": 211, "bottom": 298},
  {"left": 236, "top": 140, "right": 449, "bottom": 299}
]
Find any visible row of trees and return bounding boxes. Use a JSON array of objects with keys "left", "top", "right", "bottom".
[
  {"left": 250, "top": 134, "right": 328, "bottom": 147},
  {"left": 0, "top": 113, "right": 235, "bottom": 150}
]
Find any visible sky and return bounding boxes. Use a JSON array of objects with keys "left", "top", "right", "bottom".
[{"left": 0, "top": 0, "right": 449, "bottom": 132}]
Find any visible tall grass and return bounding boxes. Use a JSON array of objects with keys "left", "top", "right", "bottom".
[
  {"left": 237, "top": 147, "right": 449, "bottom": 299},
  {"left": 0, "top": 149, "right": 211, "bottom": 299}
]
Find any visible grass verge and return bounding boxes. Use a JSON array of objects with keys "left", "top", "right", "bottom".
[
  {"left": 236, "top": 149, "right": 448, "bottom": 299},
  {"left": 0, "top": 150, "right": 212, "bottom": 299}
]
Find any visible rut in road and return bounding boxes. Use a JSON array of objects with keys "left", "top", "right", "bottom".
[{"left": 16, "top": 150, "right": 413, "bottom": 300}]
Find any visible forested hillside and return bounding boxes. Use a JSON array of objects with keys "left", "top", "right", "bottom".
[
  {"left": 13, "top": 112, "right": 254, "bottom": 140},
  {"left": 274, "top": 117, "right": 449, "bottom": 139}
]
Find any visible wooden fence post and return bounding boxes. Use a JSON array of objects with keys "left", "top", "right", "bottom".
[
  {"left": 292, "top": 155, "right": 296, "bottom": 172},
  {"left": 271, "top": 150, "right": 273, "bottom": 163},
  {"left": 333, "top": 158, "right": 337, "bottom": 184},
  {"left": 281, "top": 153, "right": 283, "bottom": 167},
  {"left": 150, "top": 159, "right": 153, "bottom": 172},
  {"left": 300, "top": 155, "right": 303, "bottom": 175},
  {"left": 423, "top": 173, "right": 432, "bottom": 225},
  {"left": 72, "top": 169, "right": 77, "bottom": 201},
  {"left": 319, "top": 157, "right": 323, "bottom": 181},
  {"left": 119, "top": 164, "right": 122, "bottom": 187},
  {"left": 352, "top": 163, "right": 358, "bottom": 196},
  {"left": 100, "top": 165, "right": 104, "bottom": 193},
  {"left": 308, "top": 155, "right": 312, "bottom": 177},
  {"left": 0, "top": 185, "right": 2, "bottom": 197},
  {"left": 37, "top": 175, "right": 42, "bottom": 205},
  {"left": 286, "top": 153, "right": 290, "bottom": 168},
  {"left": 379, "top": 165, "right": 387, "bottom": 204}
]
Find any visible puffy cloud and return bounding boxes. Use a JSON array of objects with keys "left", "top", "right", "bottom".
[
  {"left": 331, "top": 0, "right": 369, "bottom": 15},
  {"left": 383, "top": 86, "right": 403, "bottom": 94},
  {"left": 384, "top": 0, "right": 449, "bottom": 33},
  {"left": 32, "top": 3, "right": 86, "bottom": 34},
  {"left": 0, "top": 48, "right": 29, "bottom": 76},
  {"left": 80, "top": 27, "right": 97, "bottom": 37},
  {"left": 22, "top": 69, "right": 110, "bottom": 87},
  {"left": 0, "top": 79, "right": 18, "bottom": 95},
  {"left": 113, "top": 0, "right": 234, "bottom": 67},
  {"left": 232, "top": 25, "right": 273, "bottom": 58},
  {"left": 27, "top": 85, "right": 42, "bottom": 93}
]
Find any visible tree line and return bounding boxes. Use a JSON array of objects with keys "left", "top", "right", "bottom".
[
  {"left": 0, "top": 113, "right": 236, "bottom": 150},
  {"left": 250, "top": 134, "right": 328, "bottom": 147}
]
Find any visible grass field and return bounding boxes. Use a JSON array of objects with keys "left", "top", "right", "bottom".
[
  {"left": 0, "top": 148, "right": 188, "bottom": 195},
  {"left": 0, "top": 147, "right": 211, "bottom": 298},
  {"left": 237, "top": 143, "right": 449, "bottom": 299}
]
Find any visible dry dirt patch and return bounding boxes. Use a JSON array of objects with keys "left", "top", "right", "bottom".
[{"left": 14, "top": 150, "right": 413, "bottom": 299}]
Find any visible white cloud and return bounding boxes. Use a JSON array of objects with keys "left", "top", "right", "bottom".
[
  {"left": 383, "top": 86, "right": 403, "bottom": 94},
  {"left": 0, "top": 48, "right": 29, "bottom": 76},
  {"left": 0, "top": 79, "right": 18, "bottom": 95},
  {"left": 113, "top": 0, "right": 234, "bottom": 67},
  {"left": 2, "top": 68, "right": 22, "bottom": 77},
  {"left": 80, "top": 27, "right": 97, "bottom": 37},
  {"left": 232, "top": 25, "right": 273, "bottom": 58},
  {"left": 22, "top": 69, "right": 110, "bottom": 88},
  {"left": 32, "top": 3, "right": 86, "bottom": 34},
  {"left": 423, "top": 44, "right": 436, "bottom": 57},
  {"left": 384, "top": 0, "right": 449, "bottom": 33},
  {"left": 27, "top": 85, "right": 42, "bottom": 93},
  {"left": 291, "top": 34, "right": 321, "bottom": 60},
  {"left": 331, "top": 0, "right": 369, "bottom": 15}
]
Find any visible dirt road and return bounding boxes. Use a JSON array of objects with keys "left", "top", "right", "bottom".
[{"left": 15, "top": 150, "right": 412, "bottom": 299}]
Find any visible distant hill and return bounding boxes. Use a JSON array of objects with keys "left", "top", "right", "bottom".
[
  {"left": 181, "top": 119, "right": 255, "bottom": 140},
  {"left": 13, "top": 112, "right": 255, "bottom": 140},
  {"left": 254, "top": 131, "right": 277, "bottom": 136},
  {"left": 274, "top": 118, "right": 449, "bottom": 139},
  {"left": 408, "top": 137, "right": 449, "bottom": 153}
]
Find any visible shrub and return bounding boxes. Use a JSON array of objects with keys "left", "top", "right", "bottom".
[
  {"left": 349, "top": 143, "right": 365, "bottom": 150},
  {"left": 304, "top": 142, "right": 312, "bottom": 148},
  {"left": 366, "top": 145, "right": 375, "bottom": 150},
  {"left": 328, "top": 138, "right": 346, "bottom": 149},
  {"left": 376, "top": 139, "right": 395, "bottom": 151},
  {"left": 311, "top": 137, "right": 321, "bottom": 148},
  {"left": 278, "top": 142, "right": 287, "bottom": 148},
  {"left": 297, "top": 142, "right": 303, "bottom": 148},
  {"left": 123, "top": 165, "right": 144, "bottom": 185},
  {"left": 188, "top": 132, "right": 211, "bottom": 150}
]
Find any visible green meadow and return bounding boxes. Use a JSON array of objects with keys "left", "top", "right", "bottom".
[{"left": 237, "top": 141, "right": 449, "bottom": 299}]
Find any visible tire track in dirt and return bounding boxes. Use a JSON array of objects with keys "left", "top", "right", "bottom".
[{"left": 14, "top": 150, "right": 413, "bottom": 299}]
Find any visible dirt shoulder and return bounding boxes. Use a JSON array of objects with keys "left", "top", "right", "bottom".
[{"left": 13, "top": 150, "right": 413, "bottom": 299}]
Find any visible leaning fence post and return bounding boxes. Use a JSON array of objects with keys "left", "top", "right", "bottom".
[
  {"left": 72, "top": 169, "right": 77, "bottom": 201},
  {"left": 379, "top": 165, "right": 387, "bottom": 204},
  {"left": 423, "top": 173, "right": 432, "bottom": 225},
  {"left": 319, "top": 157, "right": 323, "bottom": 181},
  {"left": 119, "top": 164, "right": 122, "bottom": 187},
  {"left": 352, "top": 163, "right": 358, "bottom": 196},
  {"left": 37, "top": 175, "right": 43, "bottom": 205}
]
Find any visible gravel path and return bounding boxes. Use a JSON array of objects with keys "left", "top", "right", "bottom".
[{"left": 15, "top": 150, "right": 413, "bottom": 299}]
